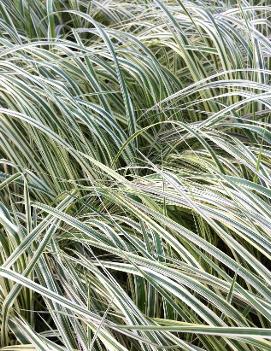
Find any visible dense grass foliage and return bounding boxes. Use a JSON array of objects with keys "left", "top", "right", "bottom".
[{"left": 0, "top": 0, "right": 271, "bottom": 350}]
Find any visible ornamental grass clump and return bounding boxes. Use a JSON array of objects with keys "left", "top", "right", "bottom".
[{"left": 0, "top": 1, "right": 271, "bottom": 350}]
